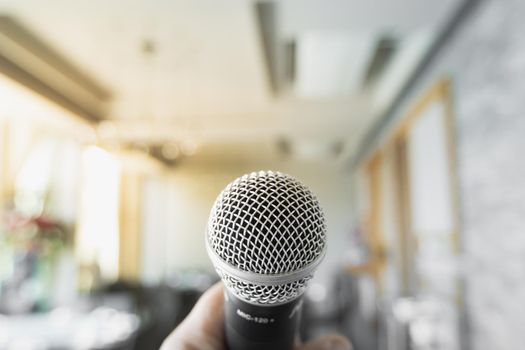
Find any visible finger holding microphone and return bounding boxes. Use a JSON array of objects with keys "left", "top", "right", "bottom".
[{"left": 161, "top": 282, "right": 350, "bottom": 350}]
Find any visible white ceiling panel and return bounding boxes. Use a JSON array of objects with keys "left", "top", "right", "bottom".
[
  {"left": 280, "top": 0, "right": 462, "bottom": 37},
  {"left": 295, "top": 32, "right": 375, "bottom": 98}
]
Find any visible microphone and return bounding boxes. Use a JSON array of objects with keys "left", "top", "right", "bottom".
[{"left": 206, "top": 170, "right": 326, "bottom": 350}]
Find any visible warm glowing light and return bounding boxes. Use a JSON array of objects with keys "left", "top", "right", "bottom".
[
  {"left": 76, "top": 146, "right": 121, "bottom": 281},
  {"left": 15, "top": 138, "right": 57, "bottom": 216}
]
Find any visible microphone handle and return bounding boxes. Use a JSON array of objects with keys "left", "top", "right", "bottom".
[{"left": 223, "top": 288, "right": 303, "bottom": 350}]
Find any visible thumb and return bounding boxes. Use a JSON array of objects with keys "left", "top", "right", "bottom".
[{"left": 298, "top": 334, "right": 351, "bottom": 350}]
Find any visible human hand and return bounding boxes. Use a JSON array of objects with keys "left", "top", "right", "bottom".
[{"left": 161, "top": 282, "right": 351, "bottom": 350}]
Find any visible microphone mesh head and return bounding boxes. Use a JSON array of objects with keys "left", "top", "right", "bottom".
[{"left": 206, "top": 171, "right": 326, "bottom": 305}]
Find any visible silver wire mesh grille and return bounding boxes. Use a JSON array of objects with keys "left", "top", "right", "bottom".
[
  {"left": 207, "top": 171, "right": 326, "bottom": 305},
  {"left": 216, "top": 267, "right": 312, "bottom": 305}
]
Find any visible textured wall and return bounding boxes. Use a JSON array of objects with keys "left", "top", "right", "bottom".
[
  {"left": 375, "top": 0, "right": 525, "bottom": 349},
  {"left": 451, "top": 2, "right": 525, "bottom": 349}
]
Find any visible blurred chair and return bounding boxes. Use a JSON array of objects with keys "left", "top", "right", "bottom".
[
  {"left": 300, "top": 271, "right": 377, "bottom": 350},
  {"left": 379, "top": 297, "right": 460, "bottom": 350},
  {"left": 95, "top": 273, "right": 217, "bottom": 350}
]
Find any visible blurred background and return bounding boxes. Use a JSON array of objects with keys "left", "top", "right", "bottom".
[{"left": 0, "top": 0, "right": 523, "bottom": 349}]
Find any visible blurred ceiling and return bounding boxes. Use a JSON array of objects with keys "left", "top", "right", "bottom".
[{"left": 0, "top": 0, "right": 461, "bottom": 161}]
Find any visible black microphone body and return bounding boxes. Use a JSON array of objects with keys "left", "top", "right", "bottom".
[{"left": 224, "top": 288, "right": 302, "bottom": 350}]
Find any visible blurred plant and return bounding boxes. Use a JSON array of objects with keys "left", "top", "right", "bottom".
[
  {"left": 0, "top": 211, "right": 72, "bottom": 313},
  {"left": 0, "top": 211, "right": 70, "bottom": 256}
]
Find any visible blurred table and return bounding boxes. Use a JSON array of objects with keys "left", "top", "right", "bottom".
[{"left": 0, "top": 307, "right": 139, "bottom": 350}]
